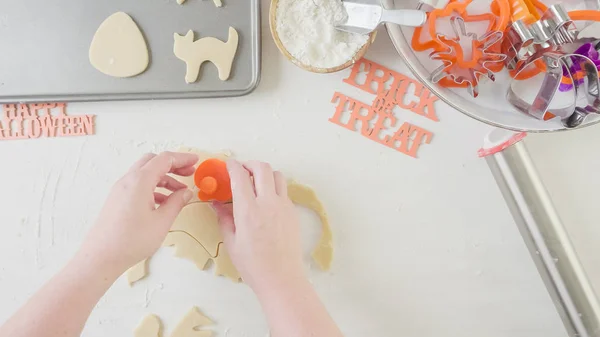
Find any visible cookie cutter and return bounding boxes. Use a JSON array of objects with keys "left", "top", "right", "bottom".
[
  {"left": 429, "top": 16, "right": 506, "bottom": 98},
  {"left": 560, "top": 41, "right": 600, "bottom": 92},
  {"left": 504, "top": 4, "right": 578, "bottom": 71},
  {"left": 510, "top": 0, "right": 540, "bottom": 24},
  {"left": 413, "top": 0, "right": 511, "bottom": 91},
  {"left": 507, "top": 51, "right": 566, "bottom": 120},
  {"left": 563, "top": 54, "right": 600, "bottom": 128},
  {"left": 507, "top": 52, "right": 600, "bottom": 127},
  {"left": 412, "top": 0, "right": 498, "bottom": 53}
]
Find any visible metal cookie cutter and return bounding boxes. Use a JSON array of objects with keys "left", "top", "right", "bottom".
[
  {"left": 560, "top": 41, "right": 600, "bottom": 92},
  {"left": 503, "top": 4, "right": 578, "bottom": 71},
  {"left": 429, "top": 16, "right": 506, "bottom": 98},
  {"left": 507, "top": 52, "right": 600, "bottom": 127},
  {"left": 563, "top": 55, "right": 600, "bottom": 128}
]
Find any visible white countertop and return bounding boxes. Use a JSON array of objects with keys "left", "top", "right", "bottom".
[{"left": 2, "top": 2, "right": 599, "bottom": 336}]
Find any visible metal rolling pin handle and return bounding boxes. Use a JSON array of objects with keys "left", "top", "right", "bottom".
[{"left": 481, "top": 128, "right": 600, "bottom": 337}]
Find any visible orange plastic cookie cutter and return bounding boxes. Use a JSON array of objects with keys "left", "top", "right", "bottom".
[
  {"left": 412, "top": 0, "right": 510, "bottom": 86},
  {"left": 491, "top": 0, "right": 511, "bottom": 31},
  {"left": 486, "top": 0, "right": 511, "bottom": 72},
  {"left": 193, "top": 158, "right": 232, "bottom": 202},
  {"left": 569, "top": 10, "right": 600, "bottom": 22},
  {"left": 491, "top": 0, "right": 546, "bottom": 22},
  {"left": 430, "top": 16, "right": 506, "bottom": 97},
  {"left": 509, "top": 0, "right": 537, "bottom": 23},
  {"left": 412, "top": 0, "right": 498, "bottom": 53}
]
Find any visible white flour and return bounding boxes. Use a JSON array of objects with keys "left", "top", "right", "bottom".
[{"left": 276, "top": 0, "right": 369, "bottom": 69}]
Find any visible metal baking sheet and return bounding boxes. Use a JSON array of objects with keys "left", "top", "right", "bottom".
[{"left": 0, "top": 0, "right": 261, "bottom": 102}]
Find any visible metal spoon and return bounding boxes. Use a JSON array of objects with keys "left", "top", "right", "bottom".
[{"left": 335, "top": 0, "right": 427, "bottom": 35}]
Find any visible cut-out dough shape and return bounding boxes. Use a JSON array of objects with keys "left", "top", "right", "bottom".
[
  {"left": 288, "top": 182, "right": 334, "bottom": 271},
  {"left": 177, "top": 0, "right": 223, "bottom": 7},
  {"left": 127, "top": 259, "right": 148, "bottom": 285},
  {"left": 173, "top": 28, "right": 239, "bottom": 83},
  {"left": 135, "top": 314, "right": 162, "bottom": 337},
  {"left": 164, "top": 231, "right": 241, "bottom": 281},
  {"left": 126, "top": 148, "right": 333, "bottom": 285},
  {"left": 171, "top": 307, "right": 213, "bottom": 337},
  {"left": 89, "top": 12, "right": 149, "bottom": 78},
  {"left": 133, "top": 308, "right": 212, "bottom": 337}
]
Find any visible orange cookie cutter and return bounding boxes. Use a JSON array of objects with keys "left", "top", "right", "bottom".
[
  {"left": 193, "top": 158, "right": 233, "bottom": 202},
  {"left": 412, "top": 0, "right": 510, "bottom": 88},
  {"left": 412, "top": 0, "right": 499, "bottom": 53}
]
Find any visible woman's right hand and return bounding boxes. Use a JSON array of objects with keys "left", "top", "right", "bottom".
[{"left": 212, "top": 160, "right": 305, "bottom": 292}]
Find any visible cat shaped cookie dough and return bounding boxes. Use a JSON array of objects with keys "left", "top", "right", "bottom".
[{"left": 173, "top": 27, "right": 239, "bottom": 83}]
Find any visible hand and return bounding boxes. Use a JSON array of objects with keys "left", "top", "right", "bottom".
[
  {"left": 212, "top": 160, "right": 305, "bottom": 292},
  {"left": 78, "top": 152, "right": 199, "bottom": 275}
]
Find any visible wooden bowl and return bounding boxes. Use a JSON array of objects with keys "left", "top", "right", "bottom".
[{"left": 269, "top": 0, "right": 376, "bottom": 73}]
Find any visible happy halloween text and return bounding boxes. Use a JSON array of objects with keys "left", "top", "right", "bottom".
[
  {"left": 0, "top": 103, "right": 95, "bottom": 140},
  {"left": 331, "top": 58, "right": 439, "bottom": 158}
]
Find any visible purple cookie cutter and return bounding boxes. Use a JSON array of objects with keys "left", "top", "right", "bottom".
[{"left": 560, "top": 43, "right": 600, "bottom": 92}]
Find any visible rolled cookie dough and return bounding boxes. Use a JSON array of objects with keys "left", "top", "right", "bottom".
[
  {"left": 126, "top": 148, "right": 333, "bottom": 285},
  {"left": 288, "top": 182, "right": 334, "bottom": 271},
  {"left": 89, "top": 12, "right": 149, "bottom": 78}
]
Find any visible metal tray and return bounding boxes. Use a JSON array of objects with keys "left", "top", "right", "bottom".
[
  {"left": 0, "top": 0, "right": 261, "bottom": 102},
  {"left": 384, "top": 0, "right": 600, "bottom": 132}
]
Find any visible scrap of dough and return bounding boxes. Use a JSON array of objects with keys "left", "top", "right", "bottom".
[
  {"left": 177, "top": 0, "right": 223, "bottom": 7},
  {"left": 171, "top": 307, "right": 213, "bottom": 337},
  {"left": 135, "top": 314, "right": 162, "bottom": 337},
  {"left": 173, "top": 28, "right": 239, "bottom": 83},
  {"left": 288, "top": 182, "right": 334, "bottom": 271},
  {"left": 127, "top": 259, "right": 148, "bottom": 285},
  {"left": 89, "top": 12, "right": 149, "bottom": 78}
]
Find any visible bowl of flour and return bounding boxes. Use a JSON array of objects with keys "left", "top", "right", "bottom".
[{"left": 270, "top": 0, "right": 374, "bottom": 73}]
